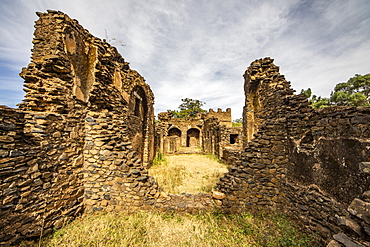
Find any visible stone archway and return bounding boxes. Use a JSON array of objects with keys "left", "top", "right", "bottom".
[
  {"left": 167, "top": 127, "right": 182, "bottom": 153},
  {"left": 186, "top": 128, "right": 200, "bottom": 147}
]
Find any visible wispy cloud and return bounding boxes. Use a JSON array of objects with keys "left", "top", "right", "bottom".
[{"left": 0, "top": 0, "right": 369, "bottom": 119}]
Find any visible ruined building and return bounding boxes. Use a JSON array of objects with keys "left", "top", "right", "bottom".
[
  {"left": 0, "top": 11, "right": 369, "bottom": 246},
  {"left": 156, "top": 108, "right": 243, "bottom": 159}
]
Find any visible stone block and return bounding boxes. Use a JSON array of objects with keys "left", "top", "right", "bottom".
[
  {"left": 9, "top": 150, "right": 25, "bottom": 157},
  {"left": 249, "top": 163, "right": 266, "bottom": 169},
  {"left": 212, "top": 191, "right": 226, "bottom": 200},
  {"left": 337, "top": 216, "right": 362, "bottom": 236},
  {"left": 0, "top": 135, "right": 14, "bottom": 143},
  {"left": 333, "top": 233, "right": 362, "bottom": 247},
  {"left": 348, "top": 198, "right": 370, "bottom": 224},
  {"left": 362, "top": 191, "right": 370, "bottom": 203},
  {"left": 0, "top": 149, "right": 8, "bottom": 157},
  {"left": 360, "top": 162, "right": 370, "bottom": 174},
  {"left": 326, "top": 240, "right": 342, "bottom": 247}
]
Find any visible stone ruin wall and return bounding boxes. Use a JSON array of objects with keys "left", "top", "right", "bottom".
[
  {"left": 0, "top": 10, "right": 161, "bottom": 246},
  {"left": 216, "top": 57, "right": 370, "bottom": 246},
  {"left": 202, "top": 117, "right": 243, "bottom": 164},
  {"left": 206, "top": 108, "right": 233, "bottom": 127},
  {"left": 0, "top": 11, "right": 239, "bottom": 246},
  {"left": 159, "top": 116, "right": 203, "bottom": 154}
]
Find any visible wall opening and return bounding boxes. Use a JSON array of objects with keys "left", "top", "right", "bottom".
[
  {"left": 129, "top": 86, "right": 148, "bottom": 162},
  {"left": 230, "top": 134, "right": 238, "bottom": 144},
  {"left": 186, "top": 128, "right": 200, "bottom": 147},
  {"left": 134, "top": 97, "right": 141, "bottom": 117},
  {"left": 244, "top": 78, "right": 261, "bottom": 144},
  {"left": 166, "top": 127, "right": 181, "bottom": 153}
]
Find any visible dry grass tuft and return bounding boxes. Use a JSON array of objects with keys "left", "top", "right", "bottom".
[{"left": 35, "top": 210, "right": 315, "bottom": 247}]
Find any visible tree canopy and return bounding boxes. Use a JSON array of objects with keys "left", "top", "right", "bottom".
[
  {"left": 330, "top": 73, "right": 370, "bottom": 106},
  {"left": 168, "top": 98, "right": 206, "bottom": 118},
  {"left": 301, "top": 73, "right": 370, "bottom": 109}
]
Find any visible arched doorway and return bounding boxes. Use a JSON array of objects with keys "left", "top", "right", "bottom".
[
  {"left": 167, "top": 127, "right": 182, "bottom": 153},
  {"left": 186, "top": 128, "right": 200, "bottom": 147}
]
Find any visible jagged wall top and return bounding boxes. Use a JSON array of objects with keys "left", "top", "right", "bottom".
[
  {"left": 243, "top": 57, "right": 295, "bottom": 144},
  {"left": 19, "top": 10, "right": 154, "bottom": 113}
]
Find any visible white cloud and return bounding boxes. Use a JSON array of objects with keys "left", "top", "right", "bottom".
[{"left": 0, "top": 0, "right": 369, "bottom": 119}]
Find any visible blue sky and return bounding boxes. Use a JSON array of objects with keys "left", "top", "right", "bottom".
[{"left": 0, "top": 0, "right": 369, "bottom": 119}]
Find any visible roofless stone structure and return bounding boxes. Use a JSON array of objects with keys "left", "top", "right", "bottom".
[
  {"left": 0, "top": 11, "right": 369, "bottom": 246},
  {"left": 156, "top": 108, "right": 243, "bottom": 157}
]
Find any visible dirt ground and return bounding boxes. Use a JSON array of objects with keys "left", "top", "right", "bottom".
[{"left": 148, "top": 154, "right": 228, "bottom": 194}]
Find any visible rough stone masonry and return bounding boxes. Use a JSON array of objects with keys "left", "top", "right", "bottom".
[
  {"left": 216, "top": 57, "right": 370, "bottom": 246},
  {"left": 0, "top": 10, "right": 160, "bottom": 246},
  {"left": 0, "top": 11, "right": 370, "bottom": 246}
]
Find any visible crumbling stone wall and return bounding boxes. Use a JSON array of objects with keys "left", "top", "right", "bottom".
[
  {"left": 206, "top": 108, "right": 233, "bottom": 127},
  {"left": 217, "top": 57, "right": 370, "bottom": 245},
  {"left": 0, "top": 10, "right": 159, "bottom": 246},
  {"left": 0, "top": 106, "right": 85, "bottom": 245},
  {"left": 284, "top": 103, "right": 370, "bottom": 245},
  {"left": 217, "top": 58, "right": 290, "bottom": 208},
  {"left": 202, "top": 117, "right": 243, "bottom": 163}
]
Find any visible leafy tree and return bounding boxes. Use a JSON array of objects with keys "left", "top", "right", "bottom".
[
  {"left": 330, "top": 74, "right": 370, "bottom": 106},
  {"left": 311, "top": 95, "right": 331, "bottom": 109},
  {"left": 168, "top": 98, "right": 206, "bottom": 118},
  {"left": 300, "top": 73, "right": 370, "bottom": 109},
  {"left": 233, "top": 118, "right": 243, "bottom": 123}
]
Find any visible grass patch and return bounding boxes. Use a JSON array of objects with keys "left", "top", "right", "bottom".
[
  {"left": 149, "top": 152, "right": 187, "bottom": 194},
  {"left": 148, "top": 154, "right": 228, "bottom": 194},
  {"left": 34, "top": 210, "right": 315, "bottom": 247}
]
